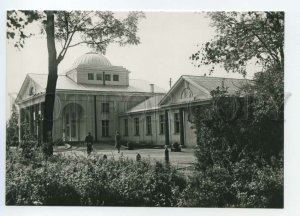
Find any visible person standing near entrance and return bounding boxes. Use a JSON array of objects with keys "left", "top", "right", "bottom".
[
  {"left": 85, "top": 132, "right": 94, "bottom": 155},
  {"left": 115, "top": 131, "right": 121, "bottom": 153}
]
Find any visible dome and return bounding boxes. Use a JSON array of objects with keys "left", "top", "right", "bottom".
[{"left": 73, "top": 52, "right": 112, "bottom": 68}]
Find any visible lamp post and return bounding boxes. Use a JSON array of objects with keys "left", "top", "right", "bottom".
[{"left": 37, "top": 110, "right": 43, "bottom": 146}]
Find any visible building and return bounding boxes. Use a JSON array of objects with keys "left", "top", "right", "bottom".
[
  {"left": 16, "top": 52, "right": 166, "bottom": 143},
  {"left": 16, "top": 52, "right": 250, "bottom": 147},
  {"left": 120, "top": 75, "right": 250, "bottom": 148}
]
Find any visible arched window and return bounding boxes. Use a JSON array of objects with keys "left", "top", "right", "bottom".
[{"left": 181, "top": 88, "right": 193, "bottom": 99}]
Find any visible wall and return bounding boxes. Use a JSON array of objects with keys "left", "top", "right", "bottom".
[
  {"left": 52, "top": 92, "right": 158, "bottom": 142},
  {"left": 119, "top": 110, "right": 166, "bottom": 146},
  {"left": 76, "top": 68, "right": 129, "bottom": 86},
  {"left": 119, "top": 107, "right": 198, "bottom": 148}
]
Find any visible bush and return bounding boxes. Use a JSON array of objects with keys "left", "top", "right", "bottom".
[
  {"left": 6, "top": 151, "right": 186, "bottom": 206},
  {"left": 186, "top": 82, "right": 284, "bottom": 208},
  {"left": 179, "top": 157, "right": 283, "bottom": 208}
]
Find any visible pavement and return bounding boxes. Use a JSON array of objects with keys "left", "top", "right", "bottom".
[{"left": 54, "top": 143, "right": 197, "bottom": 171}]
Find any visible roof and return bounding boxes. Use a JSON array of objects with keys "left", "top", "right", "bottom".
[
  {"left": 159, "top": 75, "right": 252, "bottom": 106},
  {"left": 183, "top": 75, "right": 251, "bottom": 95},
  {"left": 126, "top": 94, "right": 165, "bottom": 114},
  {"left": 73, "top": 52, "right": 112, "bottom": 68},
  {"left": 27, "top": 73, "right": 166, "bottom": 94}
]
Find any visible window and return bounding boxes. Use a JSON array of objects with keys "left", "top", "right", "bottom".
[
  {"left": 174, "top": 113, "right": 180, "bottom": 134},
  {"left": 124, "top": 119, "right": 128, "bottom": 136},
  {"left": 113, "top": 74, "right": 119, "bottom": 81},
  {"left": 134, "top": 118, "right": 139, "bottom": 136},
  {"left": 105, "top": 74, "right": 111, "bottom": 81},
  {"left": 88, "top": 73, "right": 94, "bottom": 80},
  {"left": 102, "top": 103, "right": 110, "bottom": 113},
  {"left": 146, "top": 116, "right": 152, "bottom": 135},
  {"left": 102, "top": 120, "right": 109, "bottom": 137},
  {"left": 96, "top": 73, "right": 102, "bottom": 80},
  {"left": 159, "top": 115, "right": 165, "bottom": 134}
]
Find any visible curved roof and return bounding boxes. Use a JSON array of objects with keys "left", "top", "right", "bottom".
[{"left": 73, "top": 52, "right": 112, "bottom": 68}]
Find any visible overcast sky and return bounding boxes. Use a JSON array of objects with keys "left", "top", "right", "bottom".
[{"left": 6, "top": 12, "right": 256, "bottom": 118}]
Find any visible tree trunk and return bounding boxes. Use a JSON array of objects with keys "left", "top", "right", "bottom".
[{"left": 42, "top": 11, "right": 58, "bottom": 155}]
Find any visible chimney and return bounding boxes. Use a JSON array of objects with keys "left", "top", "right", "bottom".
[{"left": 150, "top": 84, "right": 154, "bottom": 93}]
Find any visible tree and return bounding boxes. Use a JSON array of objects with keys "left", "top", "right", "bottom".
[
  {"left": 6, "top": 104, "right": 19, "bottom": 148},
  {"left": 187, "top": 12, "right": 284, "bottom": 207},
  {"left": 192, "top": 12, "right": 284, "bottom": 75},
  {"left": 7, "top": 10, "right": 145, "bottom": 155}
]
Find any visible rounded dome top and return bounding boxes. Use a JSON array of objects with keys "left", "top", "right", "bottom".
[{"left": 73, "top": 52, "right": 112, "bottom": 68}]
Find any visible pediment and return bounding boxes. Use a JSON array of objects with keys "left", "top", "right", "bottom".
[
  {"left": 16, "top": 75, "right": 44, "bottom": 103},
  {"left": 159, "top": 77, "right": 210, "bottom": 106}
]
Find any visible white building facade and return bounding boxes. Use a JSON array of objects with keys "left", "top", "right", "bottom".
[{"left": 16, "top": 52, "right": 250, "bottom": 148}]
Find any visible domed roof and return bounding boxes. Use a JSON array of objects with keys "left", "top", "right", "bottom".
[{"left": 73, "top": 52, "right": 112, "bottom": 68}]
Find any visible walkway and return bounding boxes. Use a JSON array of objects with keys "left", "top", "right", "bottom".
[{"left": 54, "top": 143, "right": 197, "bottom": 170}]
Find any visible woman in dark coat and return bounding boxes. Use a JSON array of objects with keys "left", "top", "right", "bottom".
[
  {"left": 85, "top": 132, "right": 93, "bottom": 155},
  {"left": 115, "top": 131, "right": 121, "bottom": 153}
]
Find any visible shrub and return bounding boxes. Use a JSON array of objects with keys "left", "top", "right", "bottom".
[
  {"left": 179, "top": 156, "right": 283, "bottom": 208},
  {"left": 6, "top": 151, "right": 186, "bottom": 206}
]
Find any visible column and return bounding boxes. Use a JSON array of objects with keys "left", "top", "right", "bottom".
[
  {"left": 164, "top": 109, "right": 170, "bottom": 146},
  {"left": 179, "top": 108, "right": 185, "bottom": 146},
  {"left": 94, "top": 95, "right": 98, "bottom": 142}
]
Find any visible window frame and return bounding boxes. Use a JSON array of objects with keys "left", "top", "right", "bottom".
[
  {"left": 104, "top": 74, "right": 111, "bottom": 81},
  {"left": 102, "top": 103, "right": 110, "bottom": 113},
  {"left": 113, "top": 74, "right": 119, "bottom": 81},
  {"left": 88, "top": 73, "right": 94, "bottom": 80},
  {"left": 96, "top": 73, "right": 102, "bottom": 80},
  {"left": 134, "top": 117, "right": 140, "bottom": 136},
  {"left": 159, "top": 114, "right": 165, "bottom": 135},
  {"left": 102, "top": 120, "right": 109, "bottom": 137},
  {"left": 174, "top": 113, "right": 180, "bottom": 134},
  {"left": 124, "top": 119, "right": 128, "bottom": 136},
  {"left": 146, "top": 116, "right": 152, "bottom": 135}
]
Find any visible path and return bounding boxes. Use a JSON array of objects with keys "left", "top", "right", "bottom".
[{"left": 54, "top": 143, "right": 197, "bottom": 170}]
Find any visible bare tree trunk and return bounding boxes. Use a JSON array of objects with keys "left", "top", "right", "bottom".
[{"left": 43, "top": 11, "right": 57, "bottom": 156}]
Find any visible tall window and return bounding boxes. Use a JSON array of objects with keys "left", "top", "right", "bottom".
[
  {"left": 88, "top": 73, "right": 94, "bottom": 80},
  {"left": 71, "top": 112, "right": 76, "bottom": 137},
  {"left": 113, "top": 74, "right": 119, "bottom": 81},
  {"left": 105, "top": 74, "right": 111, "bottom": 81},
  {"left": 174, "top": 113, "right": 180, "bottom": 134},
  {"left": 96, "top": 73, "right": 102, "bottom": 80},
  {"left": 146, "top": 116, "right": 152, "bottom": 135},
  {"left": 134, "top": 118, "right": 139, "bottom": 136},
  {"left": 159, "top": 115, "right": 165, "bottom": 134},
  {"left": 102, "top": 120, "right": 109, "bottom": 137},
  {"left": 124, "top": 119, "right": 128, "bottom": 136},
  {"left": 102, "top": 103, "right": 110, "bottom": 113}
]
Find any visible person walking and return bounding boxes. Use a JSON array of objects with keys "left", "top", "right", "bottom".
[
  {"left": 115, "top": 131, "right": 121, "bottom": 153},
  {"left": 85, "top": 132, "right": 94, "bottom": 156},
  {"left": 164, "top": 145, "right": 169, "bottom": 163}
]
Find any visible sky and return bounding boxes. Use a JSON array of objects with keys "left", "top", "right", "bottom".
[{"left": 6, "top": 12, "right": 256, "bottom": 118}]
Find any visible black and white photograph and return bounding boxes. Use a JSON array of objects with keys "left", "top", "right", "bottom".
[{"left": 1, "top": 0, "right": 300, "bottom": 215}]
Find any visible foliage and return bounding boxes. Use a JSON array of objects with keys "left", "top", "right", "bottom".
[
  {"left": 188, "top": 11, "right": 284, "bottom": 208},
  {"left": 184, "top": 85, "right": 283, "bottom": 208},
  {"left": 6, "top": 150, "right": 186, "bottom": 206},
  {"left": 179, "top": 156, "right": 283, "bottom": 208},
  {"left": 7, "top": 11, "right": 145, "bottom": 60},
  {"left": 6, "top": 104, "right": 19, "bottom": 148},
  {"left": 191, "top": 12, "right": 284, "bottom": 76}
]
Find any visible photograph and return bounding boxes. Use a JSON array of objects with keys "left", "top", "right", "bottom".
[{"left": 5, "top": 10, "right": 284, "bottom": 208}]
